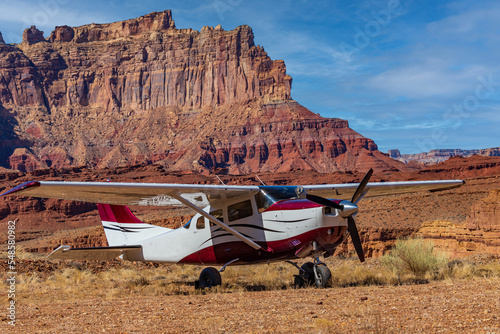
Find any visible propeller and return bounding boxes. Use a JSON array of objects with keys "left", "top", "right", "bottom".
[
  {"left": 305, "top": 193, "right": 344, "bottom": 210},
  {"left": 347, "top": 216, "right": 364, "bottom": 262},
  {"left": 306, "top": 168, "right": 373, "bottom": 262},
  {"left": 351, "top": 168, "right": 373, "bottom": 204}
]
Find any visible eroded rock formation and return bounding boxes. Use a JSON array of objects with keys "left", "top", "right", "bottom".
[
  {"left": 417, "top": 189, "right": 500, "bottom": 256},
  {"left": 22, "top": 26, "right": 45, "bottom": 45},
  {"left": 0, "top": 10, "right": 403, "bottom": 174},
  {"left": 391, "top": 147, "right": 500, "bottom": 165}
]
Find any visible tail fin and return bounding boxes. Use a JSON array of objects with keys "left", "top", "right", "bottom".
[{"left": 98, "top": 204, "right": 171, "bottom": 246}]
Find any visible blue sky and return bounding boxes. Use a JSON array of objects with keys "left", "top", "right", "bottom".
[{"left": 1, "top": 0, "right": 499, "bottom": 154}]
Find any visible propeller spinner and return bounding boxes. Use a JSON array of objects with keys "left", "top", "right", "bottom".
[{"left": 305, "top": 169, "right": 373, "bottom": 262}]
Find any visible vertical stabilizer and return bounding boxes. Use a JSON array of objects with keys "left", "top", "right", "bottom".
[{"left": 98, "top": 204, "right": 171, "bottom": 246}]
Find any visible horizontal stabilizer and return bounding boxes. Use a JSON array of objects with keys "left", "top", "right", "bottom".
[{"left": 48, "top": 245, "right": 142, "bottom": 261}]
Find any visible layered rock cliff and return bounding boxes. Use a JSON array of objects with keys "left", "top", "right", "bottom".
[
  {"left": 416, "top": 189, "right": 500, "bottom": 257},
  {"left": 390, "top": 147, "right": 500, "bottom": 165},
  {"left": 0, "top": 10, "right": 404, "bottom": 174}
]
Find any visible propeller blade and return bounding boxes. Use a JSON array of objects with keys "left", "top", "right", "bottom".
[
  {"left": 347, "top": 216, "right": 365, "bottom": 262},
  {"left": 351, "top": 168, "right": 373, "bottom": 204},
  {"left": 306, "top": 194, "right": 344, "bottom": 210}
]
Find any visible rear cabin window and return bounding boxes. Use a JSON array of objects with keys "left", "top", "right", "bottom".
[
  {"left": 228, "top": 200, "right": 253, "bottom": 222},
  {"left": 196, "top": 216, "right": 205, "bottom": 229}
]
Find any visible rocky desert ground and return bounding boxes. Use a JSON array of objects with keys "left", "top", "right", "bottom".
[{"left": 4, "top": 276, "right": 500, "bottom": 333}]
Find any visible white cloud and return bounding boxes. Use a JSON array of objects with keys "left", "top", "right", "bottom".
[
  {"left": 427, "top": 3, "right": 500, "bottom": 41},
  {"left": 365, "top": 63, "right": 493, "bottom": 98}
]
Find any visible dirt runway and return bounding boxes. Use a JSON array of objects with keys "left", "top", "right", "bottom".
[{"left": 4, "top": 277, "right": 499, "bottom": 333}]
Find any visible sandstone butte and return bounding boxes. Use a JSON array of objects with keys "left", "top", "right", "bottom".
[{"left": 0, "top": 10, "right": 410, "bottom": 175}]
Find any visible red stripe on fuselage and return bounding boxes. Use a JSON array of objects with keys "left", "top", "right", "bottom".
[
  {"left": 264, "top": 199, "right": 342, "bottom": 212},
  {"left": 178, "top": 226, "right": 347, "bottom": 265}
]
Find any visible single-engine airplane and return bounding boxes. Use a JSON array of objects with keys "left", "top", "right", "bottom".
[{"left": 1, "top": 169, "right": 464, "bottom": 288}]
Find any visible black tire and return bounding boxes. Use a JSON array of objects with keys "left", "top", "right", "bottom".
[
  {"left": 293, "top": 275, "right": 305, "bottom": 289},
  {"left": 314, "top": 265, "right": 331, "bottom": 288},
  {"left": 199, "top": 267, "right": 222, "bottom": 288},
  {"left": 299, "top": 262, "right": 315, "bottom": 287}
]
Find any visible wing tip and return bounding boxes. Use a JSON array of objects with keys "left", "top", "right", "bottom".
[{"left": 1, "top": 181, "right": 41, "bottom": 197}]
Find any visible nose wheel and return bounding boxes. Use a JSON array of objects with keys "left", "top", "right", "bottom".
[
  {"left": 313, "top": 265, "right": 331, "bottom": 288},
  {"left": 289, "top": 260, "right": 331, "bottom": 288}
]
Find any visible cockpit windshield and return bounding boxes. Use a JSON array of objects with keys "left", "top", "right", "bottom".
[{"left": 256, "top": 186, "right": 301, "bottom": 212}]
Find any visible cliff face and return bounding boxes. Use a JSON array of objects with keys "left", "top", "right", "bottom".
[
  {"left": 417, "top": 189, "right": 500, "bottom": 257},
  {"left": 6, "top": 11, "right": 290, "bottom": 112},
  {"left": 0, "top": 10, "right": 403, "bottom": 174}
]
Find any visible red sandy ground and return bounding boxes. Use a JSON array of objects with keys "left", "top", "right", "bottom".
[{"left": 3, "top": 278, "right": 499, "bottom": 333}]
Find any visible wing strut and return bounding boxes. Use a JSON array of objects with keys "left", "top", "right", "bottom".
[{"left": 172, "top": 192, "right": 269, "bottom": 252}]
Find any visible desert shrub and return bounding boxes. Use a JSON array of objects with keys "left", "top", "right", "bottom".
[{"left": 381, "top": 237, "right": 448, "bottom": 279}]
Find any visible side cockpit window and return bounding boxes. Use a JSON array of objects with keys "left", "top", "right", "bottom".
[
  {"left": 228, "top": 200, "right": 253, "bottom": 222},
  {"left": 256, "top": 186, "right": 301, "bottom": 212}
]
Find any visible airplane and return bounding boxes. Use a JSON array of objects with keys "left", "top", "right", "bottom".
[{"left": 1, "top": 169, "right": 464, "bottom": 288}]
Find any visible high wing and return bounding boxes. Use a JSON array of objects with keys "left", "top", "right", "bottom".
[
  {"left": 1, "top": 181, "right": 265, "bottom": 251},
  {"left": 303, "top": 179, "right": 464, "bottom": 201},
  {"left": 1, "top": 181, "right": 260, "bottom": 207},
  {"left": 1, "top": 178, "right": 464, "bottom": 255},
  {"left": 1, "top": 179, "right": 464, "bottom": 207}
]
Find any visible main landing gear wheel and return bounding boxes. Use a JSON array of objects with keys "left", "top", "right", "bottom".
[
  {"left": 294, "top": 262, "right": 315, "bottom": 288},
  {"left": 198, "top": 267, "right": 222, "bottom": 288}
]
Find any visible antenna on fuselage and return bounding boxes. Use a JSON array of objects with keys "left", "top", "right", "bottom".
[
  {"left": 215, "top": 175, "right": 226, "bottom": 186},
  {"left": 255, "top": 175, "right": 266, "bottom": 186}
]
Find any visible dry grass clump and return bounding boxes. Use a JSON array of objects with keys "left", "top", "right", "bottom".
[
  {"left": 381, "top": 237, "right": 449, "bottom": 280},
  {"left": 313, "top": 318, "right": 337, "bottom": 333},
  {"left": 5, "top": 261, "right": 297, "bottom": 304},
  {"left": 329, "top": 261, "right": 390, "bottom": 287},
  {"left": 438, "top": 259, "right": 500, "bottom": 280},
  {"left": 221, "top": 262, "right": 295, "bottom": 290},
  {"left": 3, "top": 240, "right": 499, "bottom": 302},
  {"left": 0, "top": 246, "right": 45, "bottom": 260}
]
